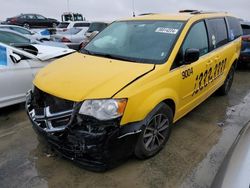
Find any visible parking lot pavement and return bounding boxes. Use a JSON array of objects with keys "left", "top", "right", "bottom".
[{"left": 1, "top": 69, "right": 250, "bottom": 188}]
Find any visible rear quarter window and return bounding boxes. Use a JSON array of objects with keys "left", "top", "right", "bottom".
[
  {"left": 206, "top": 18, "right": 228, "bottom": 49},
  {"left": 241, "top": 24, "right": 250, "bottom": 35},
  {"left": 73, "top": 23, "right": 90, "bottom": 27},
  {"left": 227, "top": 17, "right": 243, "bottom": 40}
]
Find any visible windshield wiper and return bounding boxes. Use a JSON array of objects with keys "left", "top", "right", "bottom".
[
  {"left": 89, "top": 52, "right": 137, "bottom": 62},
  {"left": 80, "top": 48, "right": 93, "bottom": 55}
]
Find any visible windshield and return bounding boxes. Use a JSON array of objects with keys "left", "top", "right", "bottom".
[
  {"left": 58, "top": 22, "right": 70, "bottom": 28},
  {"left": 83, "top": 21, "right": 184, "bottom": 64},
  {"left": 73, "top": 14, "right": 83, "bottom": 21},
  {"left": 87, "top": 22, "right": 108, "bottom": 33}
]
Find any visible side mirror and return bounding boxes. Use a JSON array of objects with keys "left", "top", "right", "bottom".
[
  {"left": 184, "top": 48, "right": 200, "bottom": 64},
  {"left": 10, "top": 54, "right": 22, "bottom": 64}
]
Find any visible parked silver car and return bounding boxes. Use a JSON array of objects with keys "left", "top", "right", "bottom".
[
  {"left": 52, "top": 26, "right": 90, "bottom": 50},
  {"left": 212, "top": 122, "right": 250, "bottom": 188},
  {"left": 0, "top": 42, "right": 75, "bottom": 108},
  {"left": 56, "top": 21, "right": 90, "bottom": 32},
  {"left": 0, "top": 28, "right": 67, "bottom": 48},
  {"left": 0, "top": 25, "right": 50, "bottom": 41}
]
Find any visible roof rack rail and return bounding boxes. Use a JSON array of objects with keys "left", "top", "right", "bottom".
[
  {"left": 179, "top": 10, "right": 227, "bottom": 15},
  {"left": 138, "top": 13, "right": 156, "bottom": 16},
  {"left": 179, "top": 10, "right": 199, "bottom": 13}
]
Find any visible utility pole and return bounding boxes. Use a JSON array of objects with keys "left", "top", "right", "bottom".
[{"left": 67, "top": 0, "right": 70, "bottom": 12}]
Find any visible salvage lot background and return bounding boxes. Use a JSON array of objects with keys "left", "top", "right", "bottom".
[{"left": 1, "top": 67, "right": 250, "bottom": 188}]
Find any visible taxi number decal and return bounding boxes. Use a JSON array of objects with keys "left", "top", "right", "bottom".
[
  {"left": 192, "top": 58, "right": 227, "bottom": 96},
  {"left": 182, "top": 67, "right": 193, "bottom": 79}
]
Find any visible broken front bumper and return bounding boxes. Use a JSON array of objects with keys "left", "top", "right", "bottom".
[{"left": 26, "top": 90, "right": 143, "bottom": 171}]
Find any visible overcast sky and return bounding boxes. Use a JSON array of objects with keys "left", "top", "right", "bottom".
[{"left": 0, "top": 0, "right": 249, "bottom": 21}]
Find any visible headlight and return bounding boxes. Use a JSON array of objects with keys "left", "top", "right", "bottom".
[{"left": 79, "top": 99, "right": 127, "bottom": 120}]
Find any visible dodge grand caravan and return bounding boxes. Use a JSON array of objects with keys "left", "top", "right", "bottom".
[{"left": 26, "top": 11, "right": 242, "bottom": 171}]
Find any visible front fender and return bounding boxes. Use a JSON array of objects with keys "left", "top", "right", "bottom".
[{"left": 120, "top": 88, "right": 179, "bottom": 125}]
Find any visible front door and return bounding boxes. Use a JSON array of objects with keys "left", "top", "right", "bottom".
[
  {"left": 171, "top": 21, "right": 212, "bottom": 117},
  {"left": 0, "top": 45, "right": 33, "bottom": 106}
]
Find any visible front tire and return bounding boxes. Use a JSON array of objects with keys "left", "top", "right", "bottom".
[
  {"left": 217, "top": 65, "right": 235, "bottom": 95},
  {"left": 135, "top": 103, "right": 173, "bottom": 159}
]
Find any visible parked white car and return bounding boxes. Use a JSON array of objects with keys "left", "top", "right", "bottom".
[
  {"left": 0, "top": 25, "right": 50, "bottom": 41},
  {"left": 56, "top": 21, "right": 90, "bottom": 33},
  {"left": 52, "top": 27, "right": 90, "bottom": 50},
  {"left": 0, "top": 42, "right": 75, "bottom": 108}
]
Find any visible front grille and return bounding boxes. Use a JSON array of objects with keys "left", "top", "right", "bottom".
[
  {"left": 32, "top": 87, "right": 74, "bottom": 113},
  {"left": 27, "top": 87, "right": 75, "bottom": 132}
]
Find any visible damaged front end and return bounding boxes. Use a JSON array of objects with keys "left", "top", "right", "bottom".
[{"left": 26, "top": 87, "right": 142, "bottom": 171}]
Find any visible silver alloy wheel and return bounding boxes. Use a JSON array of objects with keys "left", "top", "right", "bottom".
[{"left": 143, "top": 114, "right": 169, "bottom": 151}]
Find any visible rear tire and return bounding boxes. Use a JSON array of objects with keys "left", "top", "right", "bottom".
[
  {"left": 23, "top": 23, "right": 30, "bottom": 29},
  {"left": 135, "top": 103, "right": 173, "bottom": 159},
  {"left": 217, "top": 65, "right": 235, "bottom": 95}
]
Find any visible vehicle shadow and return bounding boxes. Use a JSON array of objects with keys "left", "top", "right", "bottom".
[{"left": 0, "top": 103, "right": 25, "bottom": 117}]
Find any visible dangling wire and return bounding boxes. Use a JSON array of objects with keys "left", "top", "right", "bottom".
[{"left": 132, "top": 0, "right": 136, "bottom": 17}]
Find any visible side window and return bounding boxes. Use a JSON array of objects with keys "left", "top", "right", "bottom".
[
  {"left": 173, "top": 21, "right": 208, "bottom": 68},
  {"left": 206, "top": 18, "right": 228, "bottom": 49},
  {"left": 36, "top": 15, "right": 46, "bottom": 20},
  {"left": 226, "top": 17, "right": 243, "bottom": 41},
  {"left": 11, "top": 27, "right": 32, "bottom": 35},
  {"left": 0, "top": 31, "right": 30, "bottom": 44},
  {"left": 27, "top": 15, "right": 35, "bottom": 19}
]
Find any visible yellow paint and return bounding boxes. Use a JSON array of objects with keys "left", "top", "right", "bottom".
[{"left": 34, "top": 12, "right": 241, "bottom": 126}]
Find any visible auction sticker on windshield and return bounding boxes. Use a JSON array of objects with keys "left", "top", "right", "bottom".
[
  {"left": 0, "top": 45, "right": 7, "bottom": 66},
  {"left": 155, "top": 27, "right": 179, "bottom": 34}
]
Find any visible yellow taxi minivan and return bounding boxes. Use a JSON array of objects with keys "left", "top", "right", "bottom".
[{"left": 26, "top": 10, "right": 242, "bottom": 170}]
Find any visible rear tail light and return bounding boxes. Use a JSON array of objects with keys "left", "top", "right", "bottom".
[
  {"left": 10, "top": 18, "right": 17, "bottom": 23},
  {"left": 242, "top": 36, "right": 250, "bottom": 42},
  {"left": 61, "top": 37, "right": 71, "bottom": 43}
]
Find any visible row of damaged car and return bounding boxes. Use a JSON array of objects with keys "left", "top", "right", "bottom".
[
  {"left": 1, "top": 19, "right": 109, "bottom": 51},
  {"left": 0, "top": 19, "right": 109, "bottom": 108}
]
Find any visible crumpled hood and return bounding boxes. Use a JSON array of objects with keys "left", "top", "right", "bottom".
[
  {"left": 32, "top": 44, "right": 75, "bottom": 61},
  {"left": 34, "top": 52, "right": 154, "bottom": 102}
]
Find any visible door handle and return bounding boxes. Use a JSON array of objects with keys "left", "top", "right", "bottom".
[
  {"left": 214, "top": 56, "right": 220, "bottom": 61},
  {"left": 206, "top": 60, "right": 213, "bottom": 66}
]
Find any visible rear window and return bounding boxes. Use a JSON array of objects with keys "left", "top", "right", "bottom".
[
  {"left": 241, "top": 24, "right": 250, "bottom": 35},
  {"left": 206, "top": 18, "right": 228, "bottom": 49},
  {"left": 227, "top": 17, "right": 242, "bottom": 40},
  {"left": 57, "top": 22, "right": 70, "bottom": 28},
  {"left": 87, "top": 23, "right": 108, "bottom": 33},
  {"left": 73, "top": 22, "right": 90, "bottom": 27}
]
